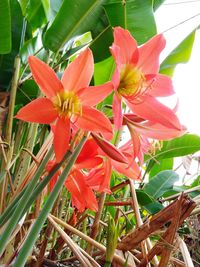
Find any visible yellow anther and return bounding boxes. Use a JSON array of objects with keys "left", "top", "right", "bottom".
[
  {"left": 118, "top": 64, "right": 146, "bottom": 97},
  {"left": 53, "top": 90, "right": 82, "bottom": 119}
]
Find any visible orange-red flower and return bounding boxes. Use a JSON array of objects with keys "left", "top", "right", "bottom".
[
  {"left": 16, "top": 48, "right": 113, "bottom": 162},
  {"left": 86, "top": 139, "right": 141, "bottom": 193},
  {"left": 124, "top": 114, "right": 186, "bottom": 163},
  {"left": 45, "top": 161, "right": 98, "bottom": 212},
  {"left": 110, "top": 27, "right": 182, "bottom": 131}
]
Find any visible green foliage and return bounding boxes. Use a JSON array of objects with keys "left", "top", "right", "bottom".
[
  {"left": 160, "top": 30, "right": 196, "bottom": 76},
  {"left": 43, "top": 0, "right": 110, "bottom": 54},
  {"left": 0, "top": 0, "right": 11, "bottom": 54},
  {"left": 16, "top": 80, "right": 39, "bottom": 105},
  {"left": 146, "top": 134, "right": 200, "bottom": 172},
  {"left": 104, "top": 0, "right": 157, "bottom": 44},
  {"left": 144, "top": 170, "right": 179, "bottom": 199},
  {"left": 149, "top": 158, "right": 174, "bottom": 178},
  {"left": 0, "top": 0, "right": 23, "bottom": 90},
  {"left": 153, "top": 0, "right": 166, "bottom": 11},
  {"left": 94, "top": 57, "right": 115, "bottom": 85}
]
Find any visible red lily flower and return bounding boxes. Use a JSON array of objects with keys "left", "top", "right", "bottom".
[
  {"left": 125, "top": 114, "right": 186, "bottom": 163},
  {"left": 110, "top": 27, "right": 182, "bottom": 131},
  {"left": 45, "top": 160, "right": 98, "bottom": 212},
  {"left": 16, "top": 48, "right": 113, "bottom": 162},
  {"left": 65, "top": 168, "right": 98, "bottom": 212},
  {"left": 86, "top": 139, "right": 141, "bottom": 193}
]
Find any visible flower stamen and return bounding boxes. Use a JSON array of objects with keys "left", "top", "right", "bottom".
[{"left": 53, "top": 91, "right": 82, "bottom": 119}]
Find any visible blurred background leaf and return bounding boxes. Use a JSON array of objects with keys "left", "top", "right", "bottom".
[
  {"left": 0, "top": 0, "right": 11, "bottom": 54},
  {"left": 160, "top": 30, "right": 196, "bottom": 76}
]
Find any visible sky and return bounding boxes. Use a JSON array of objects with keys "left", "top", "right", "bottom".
[{"left": 155, "top": 0, "right": 200, "bottom": 135}]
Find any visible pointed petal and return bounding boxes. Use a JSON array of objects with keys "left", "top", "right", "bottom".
[
  {"left": 112, "top": 67, "right": 121, "bottom": 90},
  {"left": 65, "top": 170, "right": 98, "bottom": 212},
  {"left": 76, "top": 138, "right": 99, "bottom": 163},
  {"left": 137, "top": 34, "right": 166, "bottom": 73},
  {"left": 113, "top": 93, "right": 123, "bottom": 130},
  {"left": 92, "top": 133, "right": 128, "bottom": 163},
  {"left": 132, "top": 121, "right": 186, "bottom": 140},
  {"left": 77, "top": 82, "right": 113, "bottom": 106},
  {"left": 127, "top": 95, "right": 182, "bottom": 130},
  {"left": 112, "top": 159, "right": 141, "bottom": 180},
  {"left": 76, "top": 106, "right": 113, "bottom": 137},
  {"left": 75, "top": 157, "right": 103, "bottom": 169},
  {"left": 126, "top": 124, "right": 141, "bottom": 158},
  {"left": 61, "top": 48, "right": 93, "bottom": 92},
  {"left": 86, "top": 160, "right": 112, "bottom": 193},
  {"left": 15, "top": 98, "right": 57, "bottom": 123},
  {"left": 110, "top": 43, "right": 122, "bottom": 66},
  {"left": 53, "top": 118, "right": 70, "bottom": 163},
  {"left": 99, "top": 159, "right": 112, "bottom": 192},
  {"left": 150, "top": 74, "right": 175, "bottom": 97},
  {"left": 28, "top": 56, "right": 63, "bottom": 99},
  {"left": 113, "top": 27, "right": 138, "bottom": 64}
]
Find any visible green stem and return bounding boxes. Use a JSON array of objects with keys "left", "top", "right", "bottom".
[
  {"left": 5, "top": 55, "right": 20, "bottom": 144},
  {"left": 0, "top": 148, "right": 73, "bottom": 227},
  {"left": 104, "top": 262, "right": 111, "bottom": 267},
  {"left": 0, "top": 147, "right": 53, "bottom": 255},
  {"left": 0, "top": 187, "right": 25, "bottom": 227},
  {"left": 13, "top": 135, "right": 87, "bottom": 267}
]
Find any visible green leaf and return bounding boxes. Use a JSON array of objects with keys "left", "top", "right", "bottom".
[
  {"left": 104, "top": 0, "right": 157, "bottom": 44},
  {"left": 136, "top": 190, "right": 163, "bottom": 215},
  {"left": 153, "top": 0, "right": 166, "bottom": 11},
  {"left": 144, "top": 202, "right": 163, "bottom": 214},
  {"left": 94, "top": 57, "right": 114, "bottom": 112},
  {"left": 146, "top": 134, "right": 200, "bottom": 171},
  {"left": 26, "top": 0, "right": 48, "bottom": 30},
  {"left": 20, "top": 35, "right": 42, "bottom": 64},
  {"left": 149, "top": 158, "right": 174, "bottom": 178},
  {"left": 144, "top": 170, "right": 179, "bottom": 199},
  {"left": 155, "top": 134, "right": 200, "bottom": 159},
  {"left": 0, "top": 0, "right": 23, "bottom": 90},
  {"left": 160, "top": 30, "right": 196, "bottom": 76},
  {"left": 94, "top": 56, "right": 115, "bottom": 85},
  {"left": 0, "top": 0, "right": 11, "bottom": 54},
  {"left": 43, "top": 0, "right": 111, "bottom": 55},
  {"left": 18, "top": 0, "right": 28, "bottom": 16},
  {"left": 15, "top": 80, "right": 39, "bottom": 105},
  {"left": 136, "top": 190, "right": 155, "bottom": 206}
]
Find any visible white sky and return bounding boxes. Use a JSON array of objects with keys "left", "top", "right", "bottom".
[{"left": 155, "top": 0, "right": 200, "bottom": 135}]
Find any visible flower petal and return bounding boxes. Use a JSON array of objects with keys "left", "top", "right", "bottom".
[
  {"left": 127, "top": 95, "right": 182, "bottom": 130},
  {"left": 61, "top": 48, "right": 93, "bottom": 92},
  {"left": 76, "top": 138, "right": 99, "bottom": 162},
  {"left": 92, "top": 133, "right": 128, "bottom": 163},
  {"left": 113, "top": 93, "right": 123, "bottom": 130},
  {"left": 15, "top": 98, "right": 57, "bottom": 123},
  {"left": 111, "top": 66, "right": 121, "bottom": 90},
  {"left": 86, "top": 160, "right": 112, "bottom": 193},
  {"left": 113, "top": 27, "right": 138, "bottom": 64},
  {"left": 126, "top": 124, "right": 141, "bottom": 158},
  {"left": 76, "top": 106, "right": 113, "bottom": 137},
  {"left": 150, "top": 74, "right": 175, "bottom": 97},
  {"left": 77, "top": 82, "right": 113, "bottom": 106},
  {"left": 53, "top": 118, "right": 70, "bottom": 163},
  {"left": 28, "top": 56, "right": 63, "bottom": 99},
  {"left": 65, "top": 170, "right": 98, "bottom": 212},
  {"left": 76, "top": 157, "right": 103, "bottom": 169},
  {"left": 137, "top": 34, "right": 166, "bottom": 73},
  {"left": 132, "top": 121, "right": 186, "bottom": 140},
  {"left": 111, "top": 158, "right": 141, "bottom": 180}
]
